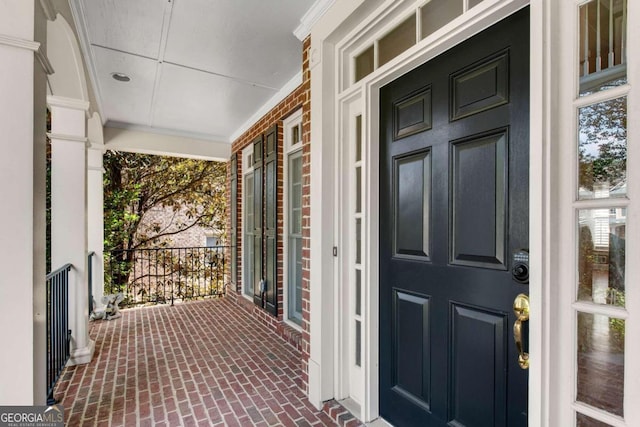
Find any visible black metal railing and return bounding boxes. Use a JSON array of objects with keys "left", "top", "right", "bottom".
[
  {"left": 106, "top": 246, "right": 228, "bottom": 307},
  {"left": 88, "top": 251, "right": 95, "bottom": 317},
  {"left": 46, "top": 263, "right": 72, "bottom": 405}
]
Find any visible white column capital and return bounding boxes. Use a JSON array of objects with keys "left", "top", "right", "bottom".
[
  {"left": 47, "top": 95, "right": 90, "bottom": 112},
  {"left": 0, "top": 33, "right": 40, "bottom": 51},
  {"left": 87, "top": 142, "right": 106, "bottom": 152},
  {"left": 47, "top": 132, "right": 88, "bottom": 146}
]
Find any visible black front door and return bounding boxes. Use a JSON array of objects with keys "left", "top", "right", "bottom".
[{"left": 380, "top": 8, "right": 529, "bottom": 427}]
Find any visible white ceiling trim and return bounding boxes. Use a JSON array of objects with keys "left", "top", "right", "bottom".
[
  {"left": 106, "top": 121, "right": 228, "bottom": 145},
  {"left": 69, "top": 0, "right": 105, "bottom": 122},
  {"left": 230, "top": 70, "right": 303, "bottom": 143},
  {"left": 104, "top": 127, "right": 231, "bottom": 161},
  {"left": 294, "top": 0, "right": 336, "bottom": 41}
]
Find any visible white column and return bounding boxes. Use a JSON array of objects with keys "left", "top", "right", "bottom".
[
  {"left": 0, "top": 0, "right": 49, "bottom": 405},
  {"left": 48, "top": 95, "right": 94, "bottom": 366},
  {"left": 307, "top": 37, "right": 335, "bottom": 409},
  {"left": 87, "top": 142, "right": 104, "bottom": 309}
]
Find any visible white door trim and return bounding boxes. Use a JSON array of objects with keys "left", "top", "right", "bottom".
[{"left": 309, "top": 0, "right": 547, "bottom": 423}]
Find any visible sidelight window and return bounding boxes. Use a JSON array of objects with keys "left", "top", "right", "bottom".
[
  {"left": 242, "top": 145, "right": 254, "bottom": 297},
  {"left": 574, "top": 1, "right": 628, "bottom": 424},
  {"left": 284, "top": 110, "right": 303, "bottom": 326}
]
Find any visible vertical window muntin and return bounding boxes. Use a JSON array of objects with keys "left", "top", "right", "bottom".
[{"left": 284, "top": 110, "right": 303, "bottom": 326}]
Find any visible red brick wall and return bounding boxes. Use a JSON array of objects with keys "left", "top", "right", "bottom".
[{"left": 226, "top": 36, "right": 311, "bottom": 393}]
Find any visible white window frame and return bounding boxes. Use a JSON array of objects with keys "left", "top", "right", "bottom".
[
  {"left": 283, "top": 108, "right": 304, "bottom": 330},
  {"left": 241, "top": 144, "right": 254, "bottom": 300},
  {"left": 553, "top": 0, "right": 640, "bottom": 426}
]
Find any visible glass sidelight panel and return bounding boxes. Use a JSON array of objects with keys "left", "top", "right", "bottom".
[
  {"left": 243, "top": 174, "right": 255, "bottom": 296},
  {"left": 576, "top": 312, "right": 625, "bottom": 416},
  {"left": 579, "top": 0, "right": 627, "bottom": 95},
  {"left": 578, "top": 97, "right": 627, "bottom": 199},
  {"left": 576, "top": 413, "right": 613, "bottom": 427},
  {"left": 577, "top": 209, "right": 626, "bottom": 306},
  {"left": 288, "top": 151, "right": 303, "bottom": 324},
  {"left": 356, "top": 218, "right": 362, "bottom": 264}
]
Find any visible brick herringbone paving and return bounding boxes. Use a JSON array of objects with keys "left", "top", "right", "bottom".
[{"left": 54, "top": 298, "right": 337, "bottom": 426}]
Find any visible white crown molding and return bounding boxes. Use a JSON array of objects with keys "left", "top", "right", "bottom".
[
  {"left": 0, "top": 34, "right": 40, "bottom": 52},
  {"left": 230, "top": 71, "right": 303, "bottom": 143},
  {"left": 47, "top": 132, "right": 89, "bottom": 146},
  {"left": 105, "top": 121, "right": 229, "bottom": 144},
  {"left": 0, "top": 34, "right": 55, "bottom": 75},
  {"left": 36, "top": 44, "right": 55, "bottom": 75},
  {"left": 47, "top": 95, "right": 90, "bottom": 111},
  {"left": 39, "top": 0, "right": 57, "bottom": 21},
  {"left": 294, "top": 0, "right": 336, "bottom": 41},
  {"left": 69, "top": 0, "right": 105, "bottom": 120}
]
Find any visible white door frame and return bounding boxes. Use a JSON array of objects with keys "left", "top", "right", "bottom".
[{"left": 309, "top": 0, "right": 551, "bottom": 423}]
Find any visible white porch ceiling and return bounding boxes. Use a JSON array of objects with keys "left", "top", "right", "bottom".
[{"left": 71, "top": 0, "right": 320, "bottom": 144}]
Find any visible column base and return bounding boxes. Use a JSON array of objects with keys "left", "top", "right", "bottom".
[{"left": 67, "top": 339, "right": 95, "bottom": 366}]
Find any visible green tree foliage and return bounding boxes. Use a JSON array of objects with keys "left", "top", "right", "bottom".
[
  {"left": 104, "top": 151, "right": 227, "bottom": 293},
  {"left": 578, "top": 95, "right": 627, "bottom": 192}
]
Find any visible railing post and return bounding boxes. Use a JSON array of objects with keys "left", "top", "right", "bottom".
[
  {"left": 88, "top": 252, "right": 95, "bottom": 317},
  {"left": 46, "top": 264, "right": 73, "bottom": 405}
]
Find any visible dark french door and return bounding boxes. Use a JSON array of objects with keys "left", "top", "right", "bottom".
[{"left": 379, "top": 8, "right": 530, "bottom": 427}]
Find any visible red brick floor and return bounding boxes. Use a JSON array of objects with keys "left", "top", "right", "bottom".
[{"left": 54, "top": 298, "right": 338, "bottom": 426}]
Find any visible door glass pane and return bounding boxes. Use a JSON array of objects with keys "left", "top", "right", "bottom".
[
  {"left": 356, "top": 115, "right": 362, "bottom": 162},
  {"left": 468, "top": 0, "right": 484, "bottom": 9},
  {"left": 379, "top": 15, "right": 416, "bottom": 67},
  {"left": 355, "top": 269, "right": 362, "bottom": 316},
  {"left": 577, "top": 312, "right": 624, "bottom": 416},
  {"left": 355, "top": 45, "right": 375, "bottom": 83},
  {"left": 290, "top": 153, "right": 302, "bottom": 234},
  {"left": 578, "top": 209, "right": 625, "bottom": 306},
  {"left": 421, "top": 0, "right": 463, "bottom": 40},
  {"left": 356, "top": 218, "right": 362, "bottom": 264},
  {"left": 244, "top": 175, "right": 254, "bottom": 295},
  {"left": 576, "top": 413, "right": 613, "bottom": 427},
  {"left": 355, "top": 319, "right": 362, "bottom": 367},
  {"left": 579, "top": 0, "right": 627, "bottom": 95},
  {"left": 288, "top": 151, "right": 303, "bottom": 325},
  {"left": 291, "top": 124, "right": 300, "bottom": 145},
  {"left": 288, "top": 236, "right": 303, "bottom": 324},
  {"left": 578, "top": 97, "right": 627, "bottom": 199},
  {"left": 356, "top": 166, "right": 362, "bottom": 214}
]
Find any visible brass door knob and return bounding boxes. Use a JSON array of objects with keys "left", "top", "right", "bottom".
[{"left": 513, "top": 293, "right": 529, "bottom": 369}]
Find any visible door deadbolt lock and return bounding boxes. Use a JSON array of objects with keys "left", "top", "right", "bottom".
[{"left": 512, "top": 250, "right": 529, "bottom": 284}]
